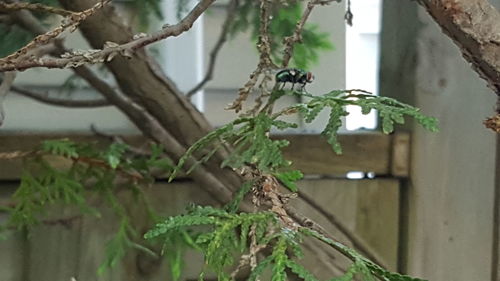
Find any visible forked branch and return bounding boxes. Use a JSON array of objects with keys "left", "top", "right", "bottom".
[{"left": 0, "top": 0, "right": 216, "bottom": 72}]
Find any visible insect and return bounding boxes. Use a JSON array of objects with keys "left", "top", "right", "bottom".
[{"left": 275, "top": 68, "right": 314, "bottom": 91}]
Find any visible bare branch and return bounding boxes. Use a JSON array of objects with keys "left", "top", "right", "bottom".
[
  {"left": 226, "top": 0, "right": 276, "bottom": 113},
  {"left": 90, "top": 124, "right": 153, "bottom": 157},
  {"left": 0, "top": 150, "right": 33, "bottom": 160},
  {"left": 0, "top": 0, "right": 112, "bottom": 68},
  {"left": 0, "top": 2, "right": 75, "bottom": 17},
  {"left": 417, "top": 0, "right": 500, "bottom": 94},
  {"left": 417, "top": 0, "right": 500, "bottom": 131},
  {"left": 257, "top": 0, "right": 275, "bottom": 69},
  {"left": 0, "top": 0, "right": 216, "bottom": 72},
  {"left": 5, "top": 7, "right": 129, "bottom": 112},
  {"left": 484, "top": 114, "right": 500, "bottom": 132},
  {"left": 186, "top": 0, "right": 239, "bottom": 98},
  {"left": 10, "top": 84, "right": 110, "bottom": 107},
  {"left": 228, "top": 0, "right": 341, "bottom": 114},
  {"left": 281, "top": 0, "right": 339, "bottom": 68},
  {"left": 345, "top": 0, "right": 353, "bottom": 26}
]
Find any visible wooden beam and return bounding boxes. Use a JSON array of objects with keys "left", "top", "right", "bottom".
[
  {"left": 276, "top": 133, "right": 393, "bottom": 176},
  {"left": 0, "top": 132, "right": 403, "bottom": 180},
  {"left": 391, "top": 132, "right": 410, "bottom": 177}
]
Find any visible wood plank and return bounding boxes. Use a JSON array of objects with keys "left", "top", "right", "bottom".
[
  {"left": 293, "top": 178, "right": 400, "bottom": 273},
  {"left": 391, "top": 132, "right": 410, "bottom": 177},
  {"left": 0, "top": 231, "right": 25, "bottom": 281},
  {"left": 380, "top": 1, "right": 498, "bottom": 280},
  {"left": 277, "top": 133, "right": 392, "bottom": 175},
  {"left": 0, "top": 185, "right": 25, "bottom": 281},
  {"left": 0, "top": 133, "right": 399, "bottom": 180}
]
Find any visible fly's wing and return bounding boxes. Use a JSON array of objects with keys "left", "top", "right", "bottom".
[{"left": 275, "top": 69, "right": 290, "bottom": 83}]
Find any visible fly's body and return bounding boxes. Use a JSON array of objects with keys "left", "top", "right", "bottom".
[{"left": 275, "top": 68, "right": 314, "bottom": 90}]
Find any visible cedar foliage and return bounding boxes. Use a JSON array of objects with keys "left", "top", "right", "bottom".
[{"left": 0, "top": 1, "right": 439, "bottom": 280}]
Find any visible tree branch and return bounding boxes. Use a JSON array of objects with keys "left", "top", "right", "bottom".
[
  {"left": 0, "top": 0, "right": 111, "bottom": 68},
  {"left": 0, "top": 2, "right": 75, "bottom": 17},
  {"left": 0, "top": 0, "right": 216, "bottom": 72},
  {"left": 4, "top": 6, "right": 130, "bottom": 112},
  {"left": 186, "top": 0, "right": 239, "bottom": 98},
  {"left": 226, "top": 0, "right": 276, "bottom": 113},
  {"left": 9, "top": 84, "right": 110, "bottom": 107},
  {"left": 281, "top": 0, "right": 340, "bottom": 68},
  {"left": 417, "top": 0, "right": 500, "bottom": 131},
  {"left": 55, "top": 0, "right": 385, "bottom": 273},
  {"left": 418, "top": 0, "right": 500, "bottom": 94}
]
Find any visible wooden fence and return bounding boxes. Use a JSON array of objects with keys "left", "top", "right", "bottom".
[{"left": 0, "top": 133, "right": 408, "bottom": 281}]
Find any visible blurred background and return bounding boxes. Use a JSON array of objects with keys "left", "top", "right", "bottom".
[{"left": 0, "top": 0, "right": 499, "bottom": 281}]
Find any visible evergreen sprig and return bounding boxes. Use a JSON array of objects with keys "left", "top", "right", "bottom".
[
  {"left": 170, "top": 114, "right": 298, "bottom": 181},
  {"left": 301, "top": 228, "right": 428, "bottom": 281},
  {"left": 8, "top": 163, "right": 97, "bottom": 230},
  {"left": 145, "top": 203, "right": 430, "bottom": 281},
  {"left": 2, "top": 139, "right": 173, "bottom": 274},
  {"left": 145, "top": 205, "right": 277, "bottom": 278},
  {"left": 172, "top": 89, "right": 438, "bottom": 185},
  {"left": 98, "top": 217, "right": 157, "bottom": 275},
  {"left": 278, "top": 90, "right": 439, "bottom": 154}
]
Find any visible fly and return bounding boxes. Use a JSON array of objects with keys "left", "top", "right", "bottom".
[{"left": 275, "top": 68, "right": 314, "bottom": 91}]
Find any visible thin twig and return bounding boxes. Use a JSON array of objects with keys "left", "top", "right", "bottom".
[
  {"left": 0, "top": 0, "right": 216, "bottom": 72},
  {"left": 226, "top": 0, "right": 276, "bottom": 113},
  {"left": 281, "top": 0, "right": 339, "bottom": 68},
  {"left": 6, "top": 8, "right": 126, "bottom": 111},
  {"left": 257, "top": 0, "right": 275, "bottom": 69},
  {"left": 10, "top": 84, "right": 110, "bottom": 107},
  {"left": 0, "top": 2, "right": 75, "bottom": 17},
  {"left": 0, "top": 0, "right": 112, "bottom": 67},
  {"left": 248, "top": 0, "right": 276, "bottom": 115},
  {"left": 0, "top": 150, "right": 34, "bottom": 160},
  {"left": 90, "top": 124, "right": 152, "bottom": 157},
  {"left": 186, "top": 0, "right": 239, "bottom": 97},
  {"left": 0, "top": 147, "right": 144, "bottom": 181},
  {"left": 345, "top": 0, "right": 353, "bottom": 26}
]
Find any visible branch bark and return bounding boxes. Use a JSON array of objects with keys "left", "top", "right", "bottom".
[
  {"left": 9, "top": 84, "right": 110, "bottom": 107},
  {"left": 186, "top": 0, "right": 239, "bottom": 98},
  {"left": 0, "top": 0, "right": 214, "bottom": 72},
  {"left": 417, "top": 0, "right": 500, "bottom": 130},
  {"left": 0, "top": 0, "right": 111, "bottom": 68}
]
